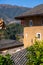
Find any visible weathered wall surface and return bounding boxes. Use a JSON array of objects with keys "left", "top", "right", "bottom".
[{"left": 24, "top": 26, "right": 43, "bottom": 48}]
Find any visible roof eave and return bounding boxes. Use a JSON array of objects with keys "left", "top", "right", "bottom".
[
  {"left": 15, "top": 14, "right": 43, "bottom": 20},
  {"left": 0, "top": 44, "right": 24, "bottom": 51}
]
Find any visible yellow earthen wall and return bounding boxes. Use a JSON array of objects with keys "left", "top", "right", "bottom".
[
  {"left": 24, "top": 26, "right": 43, "bottom": 48},
  {"left": 23, "top": 16, "right": 43, "bottom": 48}
]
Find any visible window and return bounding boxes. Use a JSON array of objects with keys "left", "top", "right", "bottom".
[
  {"left": 36, "top": 33, "right": 41, "bottom": 39},
  {"left": 29, "top": 20, "right": 33, "bottom": 26},
  {"left": 41, "top": 20, "right": 43, "bottom": 25},
  {"left": 26, "top": 33, "right": 28, "bottom": 38}
]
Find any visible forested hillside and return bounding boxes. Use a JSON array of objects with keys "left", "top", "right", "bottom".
[{"left": 0, "top": 4, "right": 31, "bottom": 24}]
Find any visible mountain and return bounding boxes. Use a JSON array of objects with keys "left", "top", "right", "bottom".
[{"left": 0, "top": 4, "right": 31, "bottom": 24}]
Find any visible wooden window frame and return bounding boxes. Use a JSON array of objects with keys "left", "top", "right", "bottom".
[
  {"left": 29, "top": 20, "right": 33, "bottom": 26},
  {"left": 36, "top": 33, "right": 41, "bottom": 39}
]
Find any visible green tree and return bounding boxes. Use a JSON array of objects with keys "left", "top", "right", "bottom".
[
  {"left": 5, "top": 23, "right": 24, "bottom": 40},
  {"left": 0, "top": 54, "right": 14, "bottom": 65},
  {"left": 0, "top": 23, "right": 24, "bottom": 40},
  {"left": 26, "top": 40, "right": 43, "bottom": 65}
]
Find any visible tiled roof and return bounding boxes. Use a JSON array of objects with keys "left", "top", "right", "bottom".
[
  {"left": 0, "top": 40, "right": 23, "bottom": 50},
  {"left": 15, "top": 4, "right": 43, "bottom": 19},
  {"left": 11, "top": 49, "right": 27, "bottom": 65}
]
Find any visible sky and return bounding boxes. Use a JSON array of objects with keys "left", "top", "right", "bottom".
[{"left": 0, "top": 0, "right": 43, "bottom": 8}]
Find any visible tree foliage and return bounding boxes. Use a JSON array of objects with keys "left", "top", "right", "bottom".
[
  {"left": 0, "top": 54, "right": 14, "bottom": 65},
  {"left": 26, "top": 40, "right": 43, "bottom": 65},
  {"left": 0, "top": 23, "right": 23, "bottom": 40},
  {"left": 5, "top": 23, "right": 23, "bottom": 39}
]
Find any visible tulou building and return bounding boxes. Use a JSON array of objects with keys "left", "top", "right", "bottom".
[
  {"left": 0, "top": 18, "right": 5, "bottom": 29},
  {"left": 15, "top": 4, "right": 43, "bottom": 48}
]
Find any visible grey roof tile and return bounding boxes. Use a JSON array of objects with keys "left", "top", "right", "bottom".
[
  {"left": 15, "top": 4, "right": 43, "bottom": 19},
  {"left": 0, "top": 40, "right": 23, "bottom": 50},
  {"left": 11, "top": 49, "right": 27, "bottom": 65}
]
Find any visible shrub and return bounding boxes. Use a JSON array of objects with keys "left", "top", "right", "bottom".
[
  {"left": 0, "top": 54, "right": 14, "bottom": 65},
  {"left": 26, "top": 40, "right": 43, "bottom": 65}
]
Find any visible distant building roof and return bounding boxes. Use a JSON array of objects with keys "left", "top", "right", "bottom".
[
  {"left": 0, "top": 40, "right": 23, "bottom": 50},
  {"left": 11, "top": 49, "right": 27, "bottom": 65},
  {"left": 15, "top": 4, "right": 43, "bottom": 19}
]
